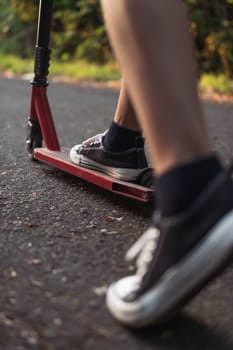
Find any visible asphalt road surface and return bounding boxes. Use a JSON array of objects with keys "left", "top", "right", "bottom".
[{"left": 0, "top": 77, "right": 233, "bottom": 350}]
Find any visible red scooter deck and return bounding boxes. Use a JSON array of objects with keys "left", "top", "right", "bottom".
[{"left": 34, "top": 147, "right": 154, "bottom": 203}]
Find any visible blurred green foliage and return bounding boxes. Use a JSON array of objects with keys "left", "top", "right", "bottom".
[
  {"left": 0, "top": 0, "right": 233, "bottom": 77},
  {"left": 186, "top": 0, "right": 233, "bottom": 77}
]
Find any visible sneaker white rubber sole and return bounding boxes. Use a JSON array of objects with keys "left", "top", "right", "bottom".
[
  {"left": 106, "top": 209, "right": 233, "bottom": 327},
  {"left": 70, "top": 146, "right": 147, "bottom": 182}
]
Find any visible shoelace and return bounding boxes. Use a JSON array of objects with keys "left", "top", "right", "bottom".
[
  {"left": 125, "top": 226, "right": 160, "bottom": 278},
  {"left": 90, "top": 139, "right": 101, "bottom": 146},
  {"left": 82, "top": 134, "right": 102, "bottom": 148},
  {"left": 82, "top": 131, "right": 108, "bottom": 148}
]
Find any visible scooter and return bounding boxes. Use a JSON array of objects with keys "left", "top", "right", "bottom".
[{"left": 26, "top": 0, "right": 154, "bottom": 203}]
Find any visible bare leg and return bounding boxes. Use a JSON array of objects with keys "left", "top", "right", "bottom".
[
  {"left": 114, "top": 79, "right": 141, "bottom": 131},
  {"left": 70, "top": 63, "right": 148, "bottom": 179},
  {"left": 101, "top": 0, "right": 210, "bottom": 174},
  {"left": 102, "top": 0, "right": 233, "bottom": 328}
]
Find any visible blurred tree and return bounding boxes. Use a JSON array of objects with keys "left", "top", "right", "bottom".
[
  {"left": 0, "top": 0, "right": 232, "bottom": 76},
  {"left": 51, "top": 0, "right": 110, "bottom": 62},
  {"left": 185, "top": 0, "right": 233, "bottom": 77},
  {"left": 0, "top": 0, "right": 37, "bottom": 57}
]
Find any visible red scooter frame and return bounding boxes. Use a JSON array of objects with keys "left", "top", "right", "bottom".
[{"left": 26, "top": 0, "right": 154, "bottom": 203}]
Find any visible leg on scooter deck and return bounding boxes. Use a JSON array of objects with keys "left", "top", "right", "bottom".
[
  {"left": 28, "top": 0, "right": 154, "bottom": 203},
  {"left": 34, "top": 147, "right": 154, "bottom": 203}
]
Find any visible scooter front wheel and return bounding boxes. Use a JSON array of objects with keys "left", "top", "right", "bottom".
[{"left": 26, "top": 118, "right": 43, "bottom": 160}]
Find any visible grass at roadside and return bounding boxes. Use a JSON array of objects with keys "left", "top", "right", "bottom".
[
  {"left": 0, "top": 54, "right": 34, "bottom": 75},
  {"left": 0, "top": 54, "right": 233, "bottom": 96},
  {"left": 0, "top": 53, "right": 120, "bottom": 81},
  {"left": 200, "top": 74, "right": 233, "bottom": 95}
]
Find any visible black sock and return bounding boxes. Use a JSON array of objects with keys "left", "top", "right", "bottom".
[
  {"left": 103, "top": 122, "right": 142, "bottom": 152},
  {"left": 156, "top": 155, "right": 223, "bottom": 217}
]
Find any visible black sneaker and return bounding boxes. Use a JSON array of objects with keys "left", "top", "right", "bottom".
[
  {"left": 70, "top": 132, "right": 148, "bottom": 181},
  {"left": 106, "top": 170, "right": 233, "bottom": 327}
]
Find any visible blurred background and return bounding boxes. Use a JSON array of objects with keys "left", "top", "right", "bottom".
[{"left": 0, "top": 0, "right": 232, "bottom": 93}]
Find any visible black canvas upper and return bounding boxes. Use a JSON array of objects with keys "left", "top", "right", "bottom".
[
  {"left": 126, "top": 170, "right": 233, "bottom": 300},
  {"left": 77, "top": 133, "right": 148, "bottom": 170}
]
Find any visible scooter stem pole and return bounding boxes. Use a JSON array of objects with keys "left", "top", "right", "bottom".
[
  {"left": 36, "top": 0, "right": 53, "bottom": 48},
  {"left": 30, "top": 0, "right": 60, "bottom": 151},
  {"left": 33, "top": 0, "right": 53, "bottom": 85}
]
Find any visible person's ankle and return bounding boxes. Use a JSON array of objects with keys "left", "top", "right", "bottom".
[
  {"left": 156, "top": 154, "right": 223, "bottom": 217},
  {"left": 103, "top": 121, "right": 143, "bottom": 152}
]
